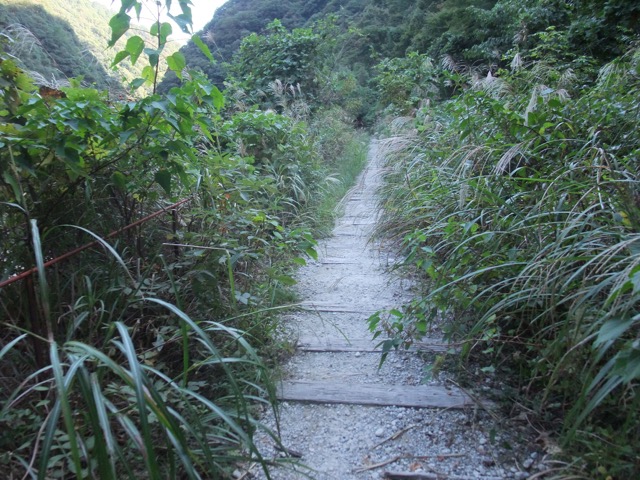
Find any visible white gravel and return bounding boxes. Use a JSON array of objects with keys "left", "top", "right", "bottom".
[{"left": 249, "top": 141, "right": 546, "bottom": 480}]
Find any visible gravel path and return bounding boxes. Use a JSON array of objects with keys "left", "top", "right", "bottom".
[{"left": 251, "top": 141, "right": 544, "bottom": 480}]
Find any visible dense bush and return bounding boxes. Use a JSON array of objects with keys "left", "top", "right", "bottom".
[{"left": 373, "top": 39, "right": 640, "bottom": 477}]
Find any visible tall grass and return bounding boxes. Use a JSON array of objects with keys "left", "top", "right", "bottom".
[
  {"left": 1, "top": 222, "right": 282, "bottom": 479},
  {"left": 374, "top": 45, "right": 640, "bottom": 477},
  {"left": 307, "top": 107, "right": 370, "bottom": 236}
]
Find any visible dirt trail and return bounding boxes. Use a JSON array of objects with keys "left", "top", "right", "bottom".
[{"left": 252, "top": 141, "right": 537, "bottom": 480}]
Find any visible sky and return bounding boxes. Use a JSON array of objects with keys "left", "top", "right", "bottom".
[{"left": 94, "top": 0, "right": 228, "bottom": 40}]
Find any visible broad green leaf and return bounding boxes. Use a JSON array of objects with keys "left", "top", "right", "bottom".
[
  {"left": 2, "top": 171, "right": 22, "bottom": 204},
  {"left": 144, "top": 48, "right": 160, "bottom": 67},
  {"left": 138, "top": 65, "right": 156, "bottom": 86},
  {"left": 273, "top": 274, "right": 296, "bottom": 286},
  {"left": 305, "top": 247, "right": 318, "bottom": 261},
  {"left": 167, "top": 52, "right": 186, "bottom": 79},
  {"left": 210, "top": 85, "right": 225, "bottom": 110},
  {"left": 150, "top": 100, "right": 169, "bottom": 114},
  {"left": 112, "top": 50, "right": 130, "bottom": 66},
  {"left": 155, "top": 169, "right": 172, "bottom": 194},
  {"left": 119, "top": 0, "right": 138, "bottom": 13},
  {"left": 292, "top": 257, "right": 307, "bottom": 266},
  {"left": 108, "top": 12, "right": 131, "bottom": 47},
  {"left": 595, "top": 316, "right": 638, "bottom": 348},
  {"left": 159, "top": 23, "right": 172, "bottom": 46},
  {"left": 112, "top": 171, "right": 127, "bottom": 191},
  {"left": 168, "top": 13, "right": 192, "bottom": 34},
  {"left": 192, "top": 35, "right": 214, "bottom": 63},
  {"left": 125, "top": 36, "right": 145, "bottom": 64},
  {"left": 130, "top": 77, "right": 146, "bottom": 89}
]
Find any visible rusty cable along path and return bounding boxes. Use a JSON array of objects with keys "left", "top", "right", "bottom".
[{"left": 0, "top": 197, "right": 193, "bottom": 289}]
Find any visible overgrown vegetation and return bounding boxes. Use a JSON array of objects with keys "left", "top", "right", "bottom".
[
  {"left": 2, "top": 0, "right": 639, "bottom": 477},
  {"left": 0, "top": 0, "right": 368, "bottom": 477},
  {"left": 371, "top": 2, "right": 640, "bottom": 477}
]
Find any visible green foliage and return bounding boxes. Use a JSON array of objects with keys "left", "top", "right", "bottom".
[
  {"left": 374, "top": 52, "right": 441, "bottom": 113},
  {"left": 374, "top": 40, "right": 640, "bottom": 477},
  {"left": 160, "top": 0, "right": 639, "bottom": 97},
  {"left": 306, "top": 107, "right": 370, "bottom": 234},
  {"left": 0, "top": 0, "right": 113, "bottom": 88},
  {"left": 157, "top": 0, "right": 350, "bottom": 91},
  {"left": 0, "top": 3, "right": 365, "bottom": 475},
  {"left": 0, "top": 226, "right": 281, "bottom": 478},
  {"left": 227, "top": 20, "right": 322, "bottom": 104},
  {"left": 0, "top": 3, "right": 373, "bottom": 477}
]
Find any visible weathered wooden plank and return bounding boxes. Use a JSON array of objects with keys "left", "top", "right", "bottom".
[
  {"left": 337, "top": 220, "right": 376, "bottom": 226},
  {"left": 299, "top": 302, "right": 378, "bottom": 314},
  {"left": 277, "top": 381, "right": 474, "bottom": 409},
  {"left": 320, "top": 257, "right": 359, "bottom": 265},
  {"left": 384, "top": 473, "right": 503, "bottom": 480},
  {"left": 297, "top": 337, "right": 452, "bottom": 353}
]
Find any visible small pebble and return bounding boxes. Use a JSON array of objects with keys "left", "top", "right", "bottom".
[
  {"left": 375, "top": 427, "right": 385, "bottom": 437},
  {"left": 523, "top": 458, "right": 534, "bottom": 469},
  {"left": 482, "top": 457, "right": 495, "bottom": 467}
]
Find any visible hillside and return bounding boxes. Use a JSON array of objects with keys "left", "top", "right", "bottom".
[
  {"left": 159, "top": 0, "right": 509, "bottom": 91},
  {"left": 0, "top": 0, "right": 179, "bottom": 92},
  {"left": 162, "top": 0, "right": 639, "bottom": 93}
]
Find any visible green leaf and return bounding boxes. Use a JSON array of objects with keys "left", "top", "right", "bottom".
[
  {"left": 112, "top": 50, "right": 130, "bottom": 67},
  {"left": 304, "top": 247, "right": 318, "bottom": 261},
  {"left": 168, "top": 12, "right": 192, "bottom": 34},
  {"left": 112, "top": 171, "right": 127, "bottom": 191},
  {"left": 144, "top": 48, "right": 160, "bottom": 67},
  {"left": 192, "top": 35, "right": 215, "bottom": 63},
  {"left": 155, "top": 169, "right": 172, "bottom": 194},
  {"left": 210, "top": 85, "right": 225, "bottom": 110},
  {"left": 2, "top": 171, "right": 23, "bottom": 204},
  {"left": 108, "top": 12, "right": 131, "bottom": 47},
  {"left": 0, "top": 334, "right": 26, "bottom": 360},
  {"left": 133, "top": 65, "right": 156, "bottom": 88},
  {"left": 159, "top": 23, "right": 172, "bottom": 46},
  {"left": 130, "top": 78, "right": 146, "bottom": 89},
  {"left": 273, "top": 274, "right": 297, "bottom": 286},
  {"left": 595, "top": 316, "right": 638, "bottom": 348},
  {"left": 125, "top": 36, "right": 145, "bottom": 64},
  {"left": 167, "top": 52, "right": 186, "bottom": 80}
]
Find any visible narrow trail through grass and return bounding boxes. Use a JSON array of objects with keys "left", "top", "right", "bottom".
[{"left": 249, "top": 141, "right": 539, "bottom": 480}]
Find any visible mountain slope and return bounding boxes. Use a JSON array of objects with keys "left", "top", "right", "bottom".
[
  {"left": 158, "top": 0, "right": 507, "bottom": 91},
  {"left": 0, "top": 0, "right": 178, "bottom": 91}
]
